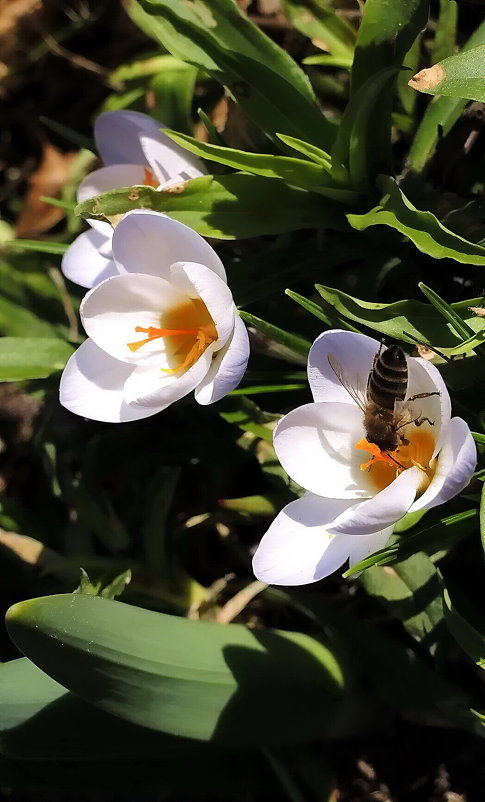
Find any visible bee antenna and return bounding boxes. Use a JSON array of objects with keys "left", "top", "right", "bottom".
[{"left": 386, "top": 453, "right": 406, "bottom": 470}]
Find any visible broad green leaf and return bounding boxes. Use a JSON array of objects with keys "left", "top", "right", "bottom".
[
  {"left": 351, "top": 0, "right": 428, "bottom": 93},
  {"left": 359, "top": 553, "right": 444, "bottom": 652},
  {"left": 409, "top": 45, "right": 485, "bottom": 103},
  {"left": 6, "top": 593, "right": 345, "bottom": 746},
  {"left": 276, "top": 134, "right": 332, "bottom": 169},
  {"left": 303, "top": 54, "right": 353, "bottom": 68},
  {"left": 286, "top": 289, "right": 360, "bottom": 332},
  {"left": 281, "top": 0, "right": 356, "bottom": 60},
  {"left": 316, "top": 283, "right": 485, "bottom": 347},
  {"left": 128, "top": 0, "right": 336, "bottom": 149},
  {"left": 0, "top": 337, "right": 73, "bottom": 381},
  {"left": 432, "top": 0, "right": 458, "bottom": 64},
  {"left": 218, "top": 494, "right": 279, "bottom": 516},
  {"left": 443, "top": 584, "right": 485, "bottom": 664},
  {"left": 162, "top": 130, "right": 358, "bottom": 203},
  {"left": 239, "top": 310, "right": 310, "bottom": 363},
  {"left": 0, "top": 259, "right": 69, "bottom": 339},
  {"left": 331, "top": 67, "right": 400, "bottom": 189},
  {"left": 346, "top": 508, "right": 478, "bottom": 575},
  {"left": 4, "top": 239, "right": 68, "bottom": 255},
  {"left": 75, "top": 175, "right": 345, "bottom": 239},
  {"left": 408, "top": 19, "right": 485, "bottom": 171},
  {"left": 348, "top": 176, "right": 485, "bottom": 265},
  {"left": 0, "top": 658, "right": 281, "bottom": 793}
]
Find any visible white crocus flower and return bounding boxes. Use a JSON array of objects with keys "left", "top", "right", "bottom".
[
  {"left": 60, "top": 209, "right": 249, "bottom": 422},
  {"left": 62, "top": 110, "right": 206, "bottom": 289},
  {"left": 253, "top": 329, "right": 476, "bottom": 586}
]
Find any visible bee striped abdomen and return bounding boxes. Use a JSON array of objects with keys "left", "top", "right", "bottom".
[{"left": 368, "top": 345, "right": 408, "bottom": 410}]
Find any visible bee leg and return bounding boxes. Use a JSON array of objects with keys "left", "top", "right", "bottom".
[
  {"left": 413, "top": 416, "right": 434, "bottom": 427},
  {"left": 400, "top": 436, "right": 409, "bottom": 445},
  {"left": 407, "top": 391, "right": 440, "bottom": 401}
]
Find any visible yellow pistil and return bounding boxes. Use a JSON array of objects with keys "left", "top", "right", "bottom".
[
  {"left": 356, "top": 429, "right": 436, "bottom": 496},
  {"left": 127, "top": 297, "right": 218, "bottom": 374}
]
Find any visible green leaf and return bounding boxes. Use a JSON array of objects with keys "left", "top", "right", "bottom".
[
  {"left": 0, "top": 658, "right": 282, "bottom": 793},
  {"left": 348, "top": 176, "right": 485, "bottom": 265},
  {"left": 286, "top": 288, "right": 360, "bottom": 332},
  {"left": 303, "top": 54, "right": 353, "bottom": 68},
  {"left": 129, "top": 0, "right": 336, "bottom": 149},
  {"left": 331, "top": 67, "right": 400, "bottom": 189},
  {"left": 162, "top": 130, "right": 358, "bottom": 203},
  {"left": 218, "top": 396, "right": 277, "bottom": 442},
  {"left": 6, "top": 593, "right": 345, "bottom": 746},
  {"left": 346, "top": 508, "right": 478, "bottom": 575},
  {"left": 148, "top": 60, "right": 198, "bottom": 134},
  {"left": 276, "top": 134, "right": 332, "bottom": 169},
  {"left": 408, "top": 19, "right": 485, "bottom": 172},
  {"left": 4, "top": 239, "right": 68, "bottom": 255},
  {"left": 351, "top": 0, "right": 428, "bottom": 93},
  {"left": 418, "top": 282, "right": 476, "bottom": 342},
  {"left": 443, "top": 584, "right": 485, "bottom": 664},
  {"left": 280, "top": 0, "right": 356, "bottom": 60},
  {"left": 0, "top": 337, "right": 73, "bottom": 381},
  {"left": 238, "top": 310, "right": 310, "bottom": 363},
  {"left": 409, "top": 44, "right": 485, "bottom": 103},
  {"left": 75, "top": 175, "right": 344, "bottom": 240},
  {"left": 432, "top": 0, "right": 458, "bottom": 64},
  {"left": 315, "top": 283, "right": 485, "bottom": 348},
  {"left": 480, "top": 481, "right": 485, "bottom": 557},
  {"left": 359, "top": 553, "right": 445, "bottom": 652}
]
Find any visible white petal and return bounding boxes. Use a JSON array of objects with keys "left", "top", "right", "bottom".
[
  {"left": 195, "top": 315, "right": 250, "bottom": 405},
  {"left": 141, "top": 132, "right": 206, "bottom": 184},
  {"left": 77, "top": 164, "right": 151, "bottom": 236},
  {"left": 123, "top": 349, "right": 212, "bottom": 410},
  {"left": 273, "top": 402, "right": 370, "bottom": 499},
  {"left": 308, "top": 329, "right": 380, "bottom": 404},
  {"left": 170, "top": 261, "right": 235, "bottom": 350},
  {"left": 59, "top": 339, "right": 153, "bottom": 423},
  {"left": 252, "top": 493, "right": 361, "bottom": 585},
  {"left": 112, "top": 209, "right": 226, "bottom": 282},
  {"left": 406, "top": 357, "right": 451, "bottom": 458},
  {"left": 94, "top": 110, "right": 205, "bottom": 182},
  {"left": 94, "top": 111, "right": 167, "bottom": 166},
  {"left": 347, "top": 527, "right": 393, "bottom": 569},
  {"left": 328, "top": 466, "right": 421, "bottom": 536},
  {"left": 409, "top": 417, "right": 477, "bottom": 513},
  {"left": 80, "top": 273, "right": 187, "bottom": 364},
  {"left": 62, "top": 230, "right": 117, "bottom": 289}
]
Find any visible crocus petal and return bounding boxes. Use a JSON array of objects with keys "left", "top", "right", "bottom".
[
  {"left": 77, "top": 164, "right": 151, "bottom": 236},
  {"left": 308, "top": 329, "right": 380, "bottom": 404},
  {"left": 123, "top": 349, "right": 213, "bottom": 410},
  {"left": 328, "top": 466, "right": 422, "bottom": 536},
  {"left": 59, "top": 340, "right": 153, "bottom": 423},
  {"left": 195, "top": 315, "right": 250, "bottom": 405},
  {"left": 170, "top": 261, "right": 235, "bottom": 350},
  {"left": 80, "top": 273, "right": 187, "bottom": 365},
  {"left": 406, "top": 357, "right": 451, "bottom": 457},
  {"left": 252, "top": 493, "right": 363, "bottom": 585},
  {"left": 94, "top": 110, "right": 205, "bottom": 182},
  {"left": 112, "top": 209, "right": 226, "bottom": 282},
  {"left": 409, "top": 417, "right": 476, "bottom": 513},
  {"left": 273, "top": 402, "right": 370, "bottom": 499},
  {"left": 347, "top": 527, "right": 393, "bottom": 569},
  {"left": 61, "top": 229, "right": 117, "bottom": 289}
]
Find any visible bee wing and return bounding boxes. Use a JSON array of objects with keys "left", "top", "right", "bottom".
[{"left": 327, "top": 354, "right": 368, "bottom": 412}]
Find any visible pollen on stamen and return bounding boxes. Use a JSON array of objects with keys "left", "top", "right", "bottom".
[{"left": 355, "top": 430, "right": 436, "bottom": 494}]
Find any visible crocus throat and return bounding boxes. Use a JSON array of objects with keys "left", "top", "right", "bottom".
[
  {"left": 355, "top": 428, "right": 436, "bottom": 495},
  {"left": 127, "top": 297, "right": 218, "bottom": 374},
  {"left": 143, "top": 168, "right": 159, "bottom": 188}
]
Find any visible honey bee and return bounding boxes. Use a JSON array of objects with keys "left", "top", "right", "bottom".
[{"left": 328, "top": 344, "right": 439, "bottom": 455}]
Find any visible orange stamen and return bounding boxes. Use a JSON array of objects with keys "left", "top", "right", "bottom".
[
  {"left": 143, "top": 168, "right": 159, "bottom": 188},
  {"left": 127, "top": 325, "right": 200, "bottom": 352},
  {"left": 355, "top": 438, "right": 396, "bottom": 470}
]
